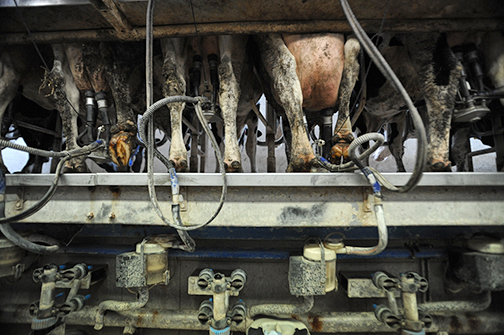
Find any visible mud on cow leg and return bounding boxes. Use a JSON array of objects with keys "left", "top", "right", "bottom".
[
  {"left": 425, "top": 38, "right": 461, "bottom": 172},
  {"left": 219, "top": 35, "right": 246, "bottom": 173},
  {"left": 256, "top": 34, "right": 315, "bottom": 172},
  {"left": 51, "top": 44, "right": 89, "bottom": 173},
  {"left": 331, "top": 37, "right": 360, "bottom": 164},
  {"left": 161, "top": 38, "right": 188, "bottom": 172}
]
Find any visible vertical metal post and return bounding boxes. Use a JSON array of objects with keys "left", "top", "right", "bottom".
[
  {"left": 266, "top": 103, "right": 276, "bottom": 173},
  {"left": 493, "top": 112, "right": 504, "bottom": 171},
  {"left": 190, "top": 120, "right": 199, "bottom": 172}
]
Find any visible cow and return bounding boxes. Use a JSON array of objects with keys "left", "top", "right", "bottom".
[
  {"left": 357, "top": 31, "right": 504, "bottom": 173},
  {"left": 252, "top": 33, "right": 355, "bottom": 172},
  {"left": 0, "top": 44, "right": 83, "bottom": 173},
  {"left": 160, "top": 35, "right": 261, "bottom": 173},
  {"left": 254, "top": 31, "right": 473, "bottom": 173},
  {"left": 3, "top": 92, "right": 59, "bottom": 173}
]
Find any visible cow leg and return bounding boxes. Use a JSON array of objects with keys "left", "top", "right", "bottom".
[
  {"left": 331, "top": 37, "right": 360, "bottom": 164},
  {"left": 161, "top": 38, "right": 188, "bottom": 171},
  {"left": 451, "top": 126, "right": 471, "bottom": 172},
  {"left": 424, "top": 41, "right": 461, "bottom": 172},
  {"left": 0, "top": 51, "right": 22, "bottom": 174},
  {"left": 219, "top": 35, "right": 246, "bottom": 173},
  {"left": 403, "top": 34, "right": 461, "bottom": 172},
  {"left": 51, "top": 44, "right": 88, "bottom": 172},
  {"left": 388, "top": 121, "right": 407, "bottom": 172},
  {"left": 99, "top": 42, "right": 138, "bottom": 168},
  {"left": 256, "top": 34, "right": 314, "bottom": 172}
]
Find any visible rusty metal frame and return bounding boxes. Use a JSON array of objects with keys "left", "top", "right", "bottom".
[{"left": 4, "top": 172, "right": 504, "bottom": 227}]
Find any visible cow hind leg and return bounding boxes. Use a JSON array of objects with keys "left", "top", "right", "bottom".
[
  {"left": 451, "top": 126, "right": 471, "bottom": 172},
  {"left": 424, "top": 54, "right": 461, "bottom": 171},
  {"left": 100, "top": 42, "right": 139, "bottom": 167},
  {"left": 331, "top": 37, "right": 360, "bottom": 164},
  {"left": 219, "top": 35, "right": 246, "bottom": 173},
  {"left": 256, "top": 34, "right": 314, "bottom": 172},
  {"left": 388, "top": 121, "right": 407, "bottom": 172},
  {"left": 161, "top": 38, "right": 188, "bottom": 172},
  {"left": 51, "top": 44, "right": 88, "bottom": 173}
]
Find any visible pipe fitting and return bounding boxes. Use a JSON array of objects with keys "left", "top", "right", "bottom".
[{"left": 94, "top": 286, "right": 149, "bottom": 330}]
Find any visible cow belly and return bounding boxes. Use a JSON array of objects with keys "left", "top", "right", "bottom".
[{"left": 282, "top": 33, "right": 345, "bottom": 111}]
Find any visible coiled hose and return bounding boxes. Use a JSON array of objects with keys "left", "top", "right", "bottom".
[
  {"left": 143, "top": 0, "right": 195, "bottom": 252},
  {"left": 0, "top": 140, "right": 104, "bottom": 254},
  {"left": 317, "top": 0, "right": 428, "bottom": 194},
  {"left": 322, "top": 134, "right": 388, "bottom": 256},
  {"left": 138, "top": 97, "right": 227, "bottom": 234}
]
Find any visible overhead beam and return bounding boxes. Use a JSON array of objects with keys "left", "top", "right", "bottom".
[{"left": 88, "top": 0, "right": 140, "bottom": 40}]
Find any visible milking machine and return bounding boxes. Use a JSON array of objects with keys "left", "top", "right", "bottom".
[{"left": 2, "top": 1, "right": 504, "bottom": 335}]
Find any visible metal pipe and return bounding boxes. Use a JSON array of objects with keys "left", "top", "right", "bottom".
[
  {"left": 94, "top": 286, "right": 149, "bottom": 330},
  {"left": 403, "top": 292, "right": 419, "bottom": 322},
  {"left": 2, "top": 306, "right": 504, "bottom": 333},
  {"left": 341, "top": 202, "right": 387, "bottom": 256},
  {"left": 419, "top": 291, "right": 491, "bottom": 313},
  {"left": 248, "top": 295, "right": 314, "bottom": 318},
  {"left": 2, "top": 19, "right": 503, "bottom": 44}
]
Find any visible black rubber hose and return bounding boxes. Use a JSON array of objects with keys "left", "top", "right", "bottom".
[
  {"left": 0, "top": 141, "right": 103, "bottom": 225},
  {"left": 339, "top": 0, "right": 427, "bottom": 192}
]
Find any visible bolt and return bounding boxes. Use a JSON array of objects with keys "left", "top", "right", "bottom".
[
  {"left": 86, "top": 212, "right": 94, "bottom": 220},
  {"left": 190, "top": 278, "right": 195, "bottom": 284},
  {"left": 15, "top": 201, "right": 23, "bottom": 210},
  {"left": 109, "top": 212, "right": 116, "bottom": 220}
]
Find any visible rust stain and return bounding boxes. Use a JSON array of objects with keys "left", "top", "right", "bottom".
[
  {"left": 136, "top": 314, "right": 143, "bottom": 327},
  {"left": 291, "top": 314, "right": 301, "bottom": 321},
  {"left": 466, "top": 313, "right": 481, "bottom": 331},
  {"left": 109, "top": 186, "right": 121, "bottom": 197},
  {"left": 450, "top": 315, "right": 463, "bottom": 332},
  {"left": 308, "top": 315, "right": 323, "bottom": 332},
  {"left": 152, "top": 310, "right": 159, "bottom": 322}
]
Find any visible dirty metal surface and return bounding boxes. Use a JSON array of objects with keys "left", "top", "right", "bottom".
[
  {"left": 4, "top": 173, "right": 504, "bottom": 227},
  {"left": 1, "top": 0, "right": 503, "bottom": 43},
  {"left": 341, "top": 275, "right": 400, "bottom": 298}
]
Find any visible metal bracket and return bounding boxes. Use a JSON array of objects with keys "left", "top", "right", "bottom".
[
  {"left": 363, "top": 193, "right": 374, "bottom": 212},
  {"left": 15, "top": 187, "right": 25, "bottom": 211},
  {"left": 187, "top": 276, "right": 240, "bottom": 296}
]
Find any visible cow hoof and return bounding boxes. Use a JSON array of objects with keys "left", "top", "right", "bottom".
[
  {"left": 170, "top": 159, "right": 188, "bottom": 172},
  {"left": 111, "top": 120, "right": 136, "bottom": 134},
  {"left": 109, "top": 131, "right": 135, "bottom": 166},
  {"left": 330, "top": 142, "right": 351, "bottom": 164},
  {"left": 63, "top": 158, "right": 89, "bottom": 173},
  {"left": 224, "top": 160, "right": 242, "bottom": 173},
  {"left": 287, "top": 156, "right": 315, "bottom": 172},
  {"left": 429, "top": 161, "right": 452, "bottom": 172},
  {"left": 330, "top": 132, "right": 354, "bottom": 164}
]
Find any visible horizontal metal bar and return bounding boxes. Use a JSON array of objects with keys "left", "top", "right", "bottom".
[
  {"left": 2, "top": 18, "right": 504, "bottom": 44},
  {"left": 0, "top": 0, "right": 89, "bottom": 7},
  {"left": 5, "top": 172, "right": 504, "bottom": 187}
]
